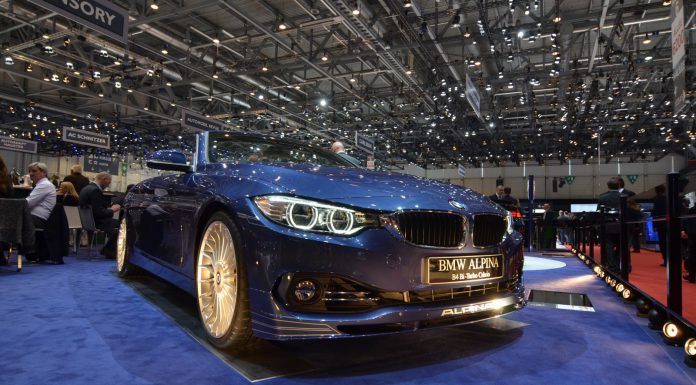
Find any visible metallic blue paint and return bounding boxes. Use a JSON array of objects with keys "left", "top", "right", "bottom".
[{"left": 124, "top": 131, "right": 526, "bottom": 340}]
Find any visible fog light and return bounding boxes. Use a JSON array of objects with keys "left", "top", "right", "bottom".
[
  {"left": 663, "top": 321, "right": 685, "bottom": 345},
  {"left": 293, "top": 280, "right": 319, "bottom": 303}
]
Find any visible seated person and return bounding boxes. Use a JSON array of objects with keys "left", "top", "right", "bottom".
[
  {"left": 56, "top": 181, "right": 80, "bottom": 206},
  {"left": 25, "top": 162, "right": 56, "bottom": 230},
  {"left": 79, "top": 172, "right": 121, "bottom": 259}
]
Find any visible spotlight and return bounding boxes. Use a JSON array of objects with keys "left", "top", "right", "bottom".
[
  {"left": 321, "top": 51, "right": 329, "bottom": 61},
  {"left": 65, "top": 61, "right": 74, "bottom": 70},
  {"left": 212, "top": 71, "right": 218, "bottom": 79},
  {"left": 114, "top": 80, "right": 122, "bottom": 89},
  {"left": 4, "top": 55, "right": 13, "bottom": 65},
  {"left": 150, "top": 0, "right": 159, "bottom": 10},
  {"left": 663, "top": 321, "right": 686, "bottom": 345},
  {"left": 92, "top": 70, "right": 101, "bottom": 79},
  {"left": 351, "top": 2, "right": 360, "bottom": 15},
  {"left": 277, "top": 18, "right": 288, "bottom": 31},
  {"left": 62, "top": 75, "right": 70, "bottom": 84},
  {"left": 635, "top": 297, "right": 652, "bottom": 317},
  {"left": 319, "top": 98, "right": 327, "bottom": 107},
  {"left": 648, "top": 308, "right": 667, "bottom": 329},
  {"left": 685, "top": 338, "right": 696, "bottom": 367},
  {"left": 404, "top": 0, "right": 412, "bottom": 8},
  {"left": 161, "top": 45, "right": 169, "bottom": 55},
  {"left": 79, "top": 80, "right": 87, "bottom": 88},
  {"left": 63, "top": 37, "right": 71, "bottom": 47},
  {"left": 662, "top": 0, "right": 672, "bottom": 5},
  {"left": 622, "top": 288, "right": 634, "bottom": 302},
  {"left": 43, "top": 45, "right": 54, "bottom": 54},
  {"left": 99, "top": 49, "right": 109, "bottom": 58},
  {"left": 593, "top": 266, "right": 601, "bottom": 275},
  {"left": 463, "top": 27, "right": 471, "bottom": 38},
  {"left": 43, "top": 73, "right": 51, "bottom": 82},
  {"left": 212, "top": 37, "right": 220, "bottom": 45},
  {"left": 615, "top": 283, "right": 624, "bottom": 293},
  {"left": 261, "top": 64, "right": 268, "bottom": 72}
]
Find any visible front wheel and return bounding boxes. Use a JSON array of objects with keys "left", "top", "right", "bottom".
[{"left": 196, "top": 212, "right": 253, "bottom": 349}]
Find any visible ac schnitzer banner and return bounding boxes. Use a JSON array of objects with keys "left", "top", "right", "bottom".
[{"left": 30, "top": 0, "right": 129, "bottom": 43}]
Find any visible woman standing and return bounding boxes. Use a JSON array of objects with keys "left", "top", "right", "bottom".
[
  {"left": 56, "top": 181, "right": 79, "bottom": 206},
  {"left": 0, "top": 155, "right": 13, "bottom": 198}
]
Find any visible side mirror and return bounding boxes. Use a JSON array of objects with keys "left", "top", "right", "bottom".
[{"left": 146, "top": 150, "right": 192, "bottom": 173}]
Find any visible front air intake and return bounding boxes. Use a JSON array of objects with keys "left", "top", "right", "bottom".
[
  {"left": 473, "top": 214, "right": 506, "bottom": 247},
  {"left": 394, "top": 211, "right": 464, "bottom": 248}
]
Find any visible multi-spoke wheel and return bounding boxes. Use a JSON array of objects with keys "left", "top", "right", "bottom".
[
  {"left": 116, "top": 216, "right": 137, "bottom": 277},
  {"left": 196, "top": 212, "right": 252, "bottom": 349}
]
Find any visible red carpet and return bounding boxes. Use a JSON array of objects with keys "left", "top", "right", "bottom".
[{"left": 573, "top": 244, "right": 696, "bottom": 324}]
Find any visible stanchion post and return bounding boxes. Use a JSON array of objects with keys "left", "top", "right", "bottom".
[
  {"left": 526, "top": 175, "right": 534, "bottom": 251},
  {"left": 589, "top": 225, "right": 595, "bottom": 260},
  {"left": 599, "top": 207, "right": 607, "bottom": 268},
  {"left": 666, "top": 173, "right": 682, "bottom": 315},
  {"left": 619, "top": 194, "right": 630, "bottom": 281}
]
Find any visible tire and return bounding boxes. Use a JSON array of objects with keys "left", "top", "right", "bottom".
[
  {"left": 195, "top": 212, "right": 253, "bottom": 350},
  {"left": 116, "top": 216, "right": 138, "bottom": 277}
]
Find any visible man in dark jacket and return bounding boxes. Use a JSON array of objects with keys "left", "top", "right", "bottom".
[
  {"left": 63, "top": 164, "right": 90, "bottom": 193},
  {"left": 79, "top": 172, "right": 121, "bottom": 258},
  {"left": 598, "top": 176, "right": 623, "bottom": 272}
]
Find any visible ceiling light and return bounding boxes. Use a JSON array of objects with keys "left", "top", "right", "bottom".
[
  {"left": 212, "top": 37, "right": 220, "bottom": 45},
  {"left": 451, "top": 13, "right": 461, "bottom": 29},
  {"left": 24, "top": 63, "right": 32, "bottom": 72},
  {"left": 114, "top": 80, "right": 122, "bottom": 88},
  {"left": 643, "top": 33, "right": 652, "bottom": 44},
  {"left": 463, "top": 27, "right": 471, "bottom": 38},
  {"left": 212, "top": 71, "right": 218, "bottom": 79},
  {"left": 62, "top": 75, "right": 70, "bottom": 84},
  {"left": 79, "top": 80, "right": 87, "bottom": 88},
  {"left": 113, "top": 57, "right": 121, "bottom": 65},
  {"left": 63, "top": 37, "right": 70, "bottom": 47},
  {"left": 150, "top": 0, "right": 159, "bottom": 10},
  {"left": 645, "top": 55, "right": 653, "bottom": 61},
  {"left": 4, "top": 56, "right": 13, "bottom": 65},
  {"left": 350, "top": 75, "right": 356, "bottom": 82},
  {"left": 404, "top": 0, "right": 412, "bottom": 8},
  {"left": 207, "top": 94, "right": 213, "bottom": 101},
  {"left": 166, "top": 81, "right": 172, "bottom": 86},
  {"left": 553, "top": 14, "right": 561, "bottom": 23},
  {"left": 277, "top": 18, "right": 287, "bottom": 30},
  {"left": 662, "top": 0, "right": 672, "bottom": 5},
  {"left": 498, "top": 70, "right": 504, "bottom": 79},
  {"left": 321, "top": 51, "right": 329, "bottom": 61},
  {"left": 261, "top": 64, "right": 268, "bottom": 71},
  {"left": 485, "top": 83, "right": 491, "bottom": 91},
  {"left": 507, "top": 81, "right": 514, "bottom": 89},
  {"left": 92, "top": 70, "right": 100, "bottom": 79},
  {"left": 43, "top": 45, "right": 54, "bottom": 54},
  {"left": 352, "top": 3, "right": 360, "bottom": 15},
  {"left": 170, "top": 101, "right": 176, "bottom": 107},
  {"left": 319, "top": 98, "right": 327, "bottom": 107},
  {"left": 161, "top": 45, "right": 169, "bottom": 55}
]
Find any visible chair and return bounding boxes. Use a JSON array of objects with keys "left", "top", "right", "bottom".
[
  {"left": 78, "top": 206, "right": 104, "bottom": 259},
  {"left": 0, "top": 198, "right": 35, "bottom": 272},
  {"left": 35, "top": 203, "right": 69, "bottom": 263},
  {"left": 63, "top": 206, "right": 82, "bottom": 255}
]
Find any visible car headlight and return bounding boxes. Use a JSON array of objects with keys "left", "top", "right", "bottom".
[
  {"left": 253, "top": 195, "right": 380, "bottom": 235},
  {"left": 505, "top": 211, "right": 514, "bottom": 235}
]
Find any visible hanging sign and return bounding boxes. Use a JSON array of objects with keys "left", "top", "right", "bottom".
[
  {"left": 121, "top": 162, "right": 128, "bottom": 176},
  {"left": 627, "top": 175, "right": 638, "bottom": 184},
  {"left": 182, "top": 109, "right": 224, "bottom": 131},
  {"left": 63, "top": 127, "right": 110, "bottom": 149},
  {"left": 671, "top": 0, "right": 686, "bottom": 114},
  {"left": 465, "top": 73, "right": 483, "bottom": 122},
  {"left": 84, "top": 154, "right": 119, "bottom": 175},
  {"left": 30, "top": 0, "right": 129, "bottom": 43},
  {"left": 0, "top": 135, "right": 37, "bottom": 154},
  {"left": 354, "top": 132, "right": 375, "bottom": 154},
  {"left": 564, "top": 176, "right": 575, "bottom": 185},
  {"left": 457, "top": 163, "right": 466, "bottom": 177}
]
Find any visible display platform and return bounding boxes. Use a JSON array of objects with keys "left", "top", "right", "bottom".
[{"left": 0, "top": 250, "right": 694, "bottom": 385}]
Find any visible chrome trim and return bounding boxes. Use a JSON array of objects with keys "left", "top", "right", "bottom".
[
  {"left": 381, "top": 209, "right": 468, "bottom": 249},
  {"left": 471, "top": 212, "right": 506, "bottom": 249}
]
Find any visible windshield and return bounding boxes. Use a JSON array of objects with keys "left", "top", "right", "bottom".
[{"left": 207, "top": 133, "right": 355, "bottom": 167}]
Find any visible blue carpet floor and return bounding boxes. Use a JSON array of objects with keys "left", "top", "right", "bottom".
[{"left": 0, "top": 251, "right": 694, "bottom": 385}]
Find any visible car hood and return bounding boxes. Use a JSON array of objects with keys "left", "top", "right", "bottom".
[{"left": 211, "top": 163, "right": 502, "bottom": 213}]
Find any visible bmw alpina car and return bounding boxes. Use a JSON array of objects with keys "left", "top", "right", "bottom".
[{"left": 117, "top": 131, "right": 525, "bottom": 350}]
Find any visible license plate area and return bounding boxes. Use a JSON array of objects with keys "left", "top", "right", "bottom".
[{"left": 426, "top": 255, "right": 504, "bottom": 284}]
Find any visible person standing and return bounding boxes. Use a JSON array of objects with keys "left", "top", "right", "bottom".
[
  {"left": 652, "top": 184, "right": 667, "bottom": 266},
  {"left": 598, "top": 176, "right": 623, "bottom": 272},
  {"left": 63, "top": 164, "right": 90, "bottom": 193},
  {"left": 0, "top": 155, "right": 13, "bottom": 198},
  {"left": 330, "top": 141, "right": 361, "bottom": 167},
  {"left": 540, "top": 203, "right": 558, "bottom": 249},
  {"left": 79, "top": 172, "right": 121, "bottom": 258},
  {"left": 503, "top": 187, "right": 520, "bottom": 209},
  {"left": 489, "top": 185, "right": 506, "bottom": 203},
  {"left": 618, "top": 177, "right": 636, "bottom": 197}
]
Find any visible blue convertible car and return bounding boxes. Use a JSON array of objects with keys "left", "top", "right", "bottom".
[{"left": 117, "top": 131, "right": 526, "bottom": 350}]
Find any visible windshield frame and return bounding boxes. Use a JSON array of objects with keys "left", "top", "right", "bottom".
[{"left": 206, "top": 132, "right": 357, "bottom": 168}]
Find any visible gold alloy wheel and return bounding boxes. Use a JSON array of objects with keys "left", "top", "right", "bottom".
[
  {"left": 116, "top": 218, "right": 127, "bottom": 272},
  {"left": 196, "top": 220, "right": 239, "bottom": 339}
]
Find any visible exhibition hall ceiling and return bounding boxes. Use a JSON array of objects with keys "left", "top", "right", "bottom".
[{"left": 0, "top": 0, "right": 693, "bottom": 168}]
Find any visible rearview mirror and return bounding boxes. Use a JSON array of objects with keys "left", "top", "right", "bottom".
[{"left": 146, "top": 150, "right": 192, "bottom": 173}]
